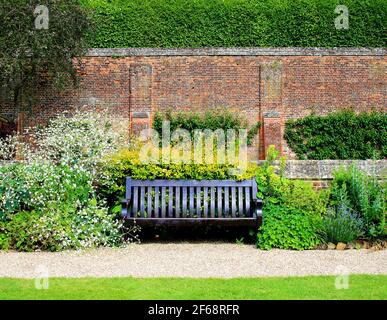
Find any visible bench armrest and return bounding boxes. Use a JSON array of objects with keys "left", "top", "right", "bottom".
[
  {"left": 252, "top": 198, "right": 263, "bottom": 218},
  {"left": 121, "top": 197, "right": 131, "bottom": 218}
]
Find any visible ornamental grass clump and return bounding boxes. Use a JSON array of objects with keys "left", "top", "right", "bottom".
[
  {"left": 320, "top": 205, "right": 364, "bottom": 244},
  {"left": 329, "top": 165, "right": 386, "bottom": 239}
]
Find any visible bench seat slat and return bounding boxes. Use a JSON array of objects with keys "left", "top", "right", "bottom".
[
  {"left": 168, "top": 186, "right": 173, "bottom": 218},
  {"left": 147, "top": 187, "right": 152, "bottom": 218},
  {"left": 161, "top": 187, "right": 166, "bottom": 218},
  {"left": 154, "top": 187, "right": 159, "bottom": 218},
  {"left": 189, "top": 187, "right": 194, "bottom": 217},
  {"left": 224, "top": 187, "right": 229, "bottom": 217},
  {"left": 132, "top": 187, "right": 138, "bottom": 218},
  {"left": 238, "top": 187, "right": 243, "bottom": 217},
  {"left": 175, "top": 187, "right": 180, "bottom": 218},
  {"left": 210, "top": 187, "right": 215, "bottom": 218},
  {"left": 125, "top": 217, "right": 260, "bottom": 227},
  {"left": 140, "top": 186, "right": 145, "bottom": 217},
  {"left": 203, "top": 187, "right": 208, "bottom": 218},
  {"left": 196, "top": 186, "right": 201, "bottom": 218},
  {"left": 231, "top": 187, "right": 236, "bottom": 218},
  {"left": 182, "top": 187, "right": 187, "bottom": 217},
  {"left": 245, "top": 187, "right": 251, "bottom": 217},
  {"left": 217, "top": 187, "right": 222, "bottom": 218}
]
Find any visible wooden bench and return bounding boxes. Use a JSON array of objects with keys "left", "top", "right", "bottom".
[{"left": 121, "top": 178, "right": 263, "bottom": 226}]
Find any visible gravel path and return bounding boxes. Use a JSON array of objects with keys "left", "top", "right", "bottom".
[{"left": 0, "top": 243, "right": 386, "bottom": 278}]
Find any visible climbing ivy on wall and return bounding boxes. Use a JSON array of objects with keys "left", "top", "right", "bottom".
[
  {"left": 82, "top": 0, "right": 386, "bottom": 48},
  {"left": 153, "top": 109, "right": 261, "bottom": 146},
  {"left": 284, "top": 111, "right": 387, "bottom": 160}
]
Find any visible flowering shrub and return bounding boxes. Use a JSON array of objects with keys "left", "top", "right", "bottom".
[
  {"left": 0, "top": 110, "right": 138, "bottom": 251},
  {"left": 24, "top": 110, "right": 127, "bottom": 172},
  {"left": 0, "top": 199, "right": 139, "bottom": 252},
  {"left": 0, "top": 161, "right": 93, "bottom": 219},
  {"left": 0, "top": 134, "right": 19, "bottom": 160}
]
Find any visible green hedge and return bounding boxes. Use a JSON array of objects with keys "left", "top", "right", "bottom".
[
  {"left": 82, "top": 0, "right": 386, "bottom": 48},
  {"left": 153, "top": 109, "right": 261, "bottom": 146},
  {"left": 284, "top": 111, "right": 387, "bottom": 160}
]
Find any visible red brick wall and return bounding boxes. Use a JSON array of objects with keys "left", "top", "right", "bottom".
[{"left": 1, "top": 48, "right": 385, "bottom": 159}]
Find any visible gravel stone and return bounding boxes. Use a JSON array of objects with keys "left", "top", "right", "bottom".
[
  {"left": 0, "top": 243, "right": 386, "bottom": 279},
  {"left": 336, "top": 242, "right": 347, "bottom": 250}
]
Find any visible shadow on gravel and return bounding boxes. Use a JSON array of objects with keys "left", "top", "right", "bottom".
[{"left": 138, "top": 225, "right": 257, "bottom": 244}]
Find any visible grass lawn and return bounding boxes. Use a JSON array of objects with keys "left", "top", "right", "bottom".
[{"left": 0, "top": 275, "right": 386, "bottom": 300}]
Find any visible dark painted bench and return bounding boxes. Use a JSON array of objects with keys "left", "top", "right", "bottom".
[{"left": 121, "top": 178, "right": 263, "bottom": 226}]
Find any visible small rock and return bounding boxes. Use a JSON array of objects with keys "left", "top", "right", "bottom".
[
  {"left": 315, "top": 243, "right": 328, "bottom": 250},
  {"left": 346, "top": 242, "right": 355, "bottom": 250},
  {"left": 336, "top": 242, "right": 347, "bottom": 250},
  {"left": 327, "top": 242, "right": 336, "bottom": 250},
  {"left": 362, "top": 241, "right": 371, "bottom": 249}
]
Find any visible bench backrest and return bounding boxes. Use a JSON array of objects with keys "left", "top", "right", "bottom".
[{"left": 124, "top": 178, "right": 258, "bottom": 219}]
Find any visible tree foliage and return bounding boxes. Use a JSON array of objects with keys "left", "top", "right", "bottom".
[{"left": 0, "top": 0, "right": 92, "bottom": 121}]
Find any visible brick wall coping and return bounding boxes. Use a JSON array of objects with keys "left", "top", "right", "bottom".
[
  {"left": 2, "top": 160, "right": 385, "bottom": 180},
  {"left": 254, "top": 160, "right": 387, "bottom": 180},
  {"left": 87, "top": 47, "right": 386, "bottom": 57}
]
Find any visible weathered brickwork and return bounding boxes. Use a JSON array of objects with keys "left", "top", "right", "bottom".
[{"left": 0, "top": 48, "right": 385, "bottom": 159}]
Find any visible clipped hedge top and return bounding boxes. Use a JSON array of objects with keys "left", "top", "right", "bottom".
[{"left": 82, "top": 0, "right": 387, "bottom": 48}]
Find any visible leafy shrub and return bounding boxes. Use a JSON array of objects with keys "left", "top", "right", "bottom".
[
  {"left": 257, "top": 204, "right": 322, "bottom": 250},
  {"left": 255, "top": 146, "right": 330, "bottom": 250},
  {"left": 84, "top": 0, "right": 386, "bottom": 48},
  {"left": 255, "top": 145, "right": 329, "bottom": 214},
  {"left": 283, "top": 180, "right": 330, "bottom": 216},
  {"left": 284, "top": 111, "right": 387, "bottom": 160},
  {"left": 330, "top": 165, "right": 386, "bottom": 238},
  {"left": 0, "top": 199, "right": 134, "bottom": 252},
  {"left": 153, "top": 109, "right": 261, "bottom": 146}
]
